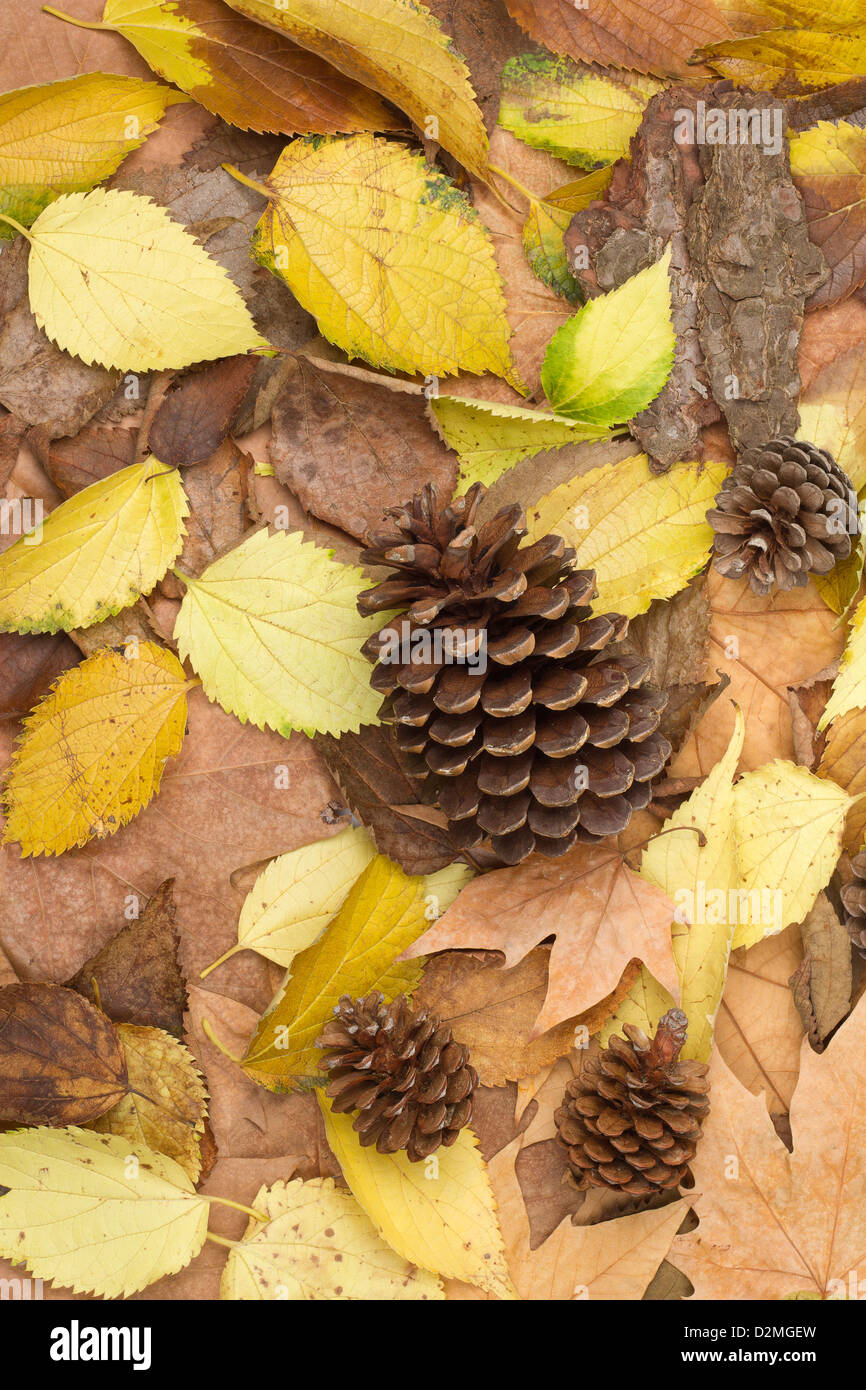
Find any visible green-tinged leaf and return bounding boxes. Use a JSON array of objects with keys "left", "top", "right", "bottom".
[
  {"left": 320, "top": 1098, "right": 515, "bottom": 1299},
  {"left": 0, "top": 460, "right": 187, "bottom": 634},
  {"left": 541, "top": 250, "right": 674, "bottom": 425},
  {"left": 0, "top": 1127, "right": 208, "bottom": 1298},
  {"left": 0, "top": 72, "right": 186, "bottom": 234},
  {"left": 246, "top": 135, "right": 520, "bottom": 388},
  {"left": 523, "top": 198, "right": 581, "bottom": 301},
  {"left": 731, "top": 761, "right": 854, "bottom": 949},
  {"left": 174, "top": 526, "right": 385, "bottom": 738},
  {"left": 640, "top": 710, "right": 745, "bottom": 1062},
  {"left": 220, "top": 1177, "right": 444, "bottom": 1299},
  {"left": 499, "top": 53, "right": 659, "bottom": 167},
  {"left": 544, "top": 166, "right": 614, "bottom": 212},
  {"left": 243, "top": 855, "right": 429, "bottom": 1086},
  {"left": 525, "top": 455, "right": 727, "bottom": 619},
  {"left": 428, "top": 394, "right": 608, "bottom": 489}
]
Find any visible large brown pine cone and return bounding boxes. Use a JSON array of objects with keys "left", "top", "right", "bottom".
[
  {"left": 708, "top": 437, "right": 859, "bottom": 597},
  {"left": 316, "top": 992, "right": 477, "bottom": 1162},
  {"left": 554, "top": 1009, "right": 710, "bottom": 1196},
  {"left": 357, "top": 483, "right": 671, "bottom": 866},
  {"left": 841, "top": 851, "right": 866, "bottom": 958}
]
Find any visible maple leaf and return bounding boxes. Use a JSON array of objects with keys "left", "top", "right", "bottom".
[
  {"left": 489, "top": 1136, "right": 689, "bottom": 1300},
  {"left": 715, "top": 925, "right": 805, "bottom": 1115},
  {"left": 403, "top": 843, "right": 680, "bottom": 1034},
  {"left": 673, "top": 995, "right": 866, "bottom": 1299}
]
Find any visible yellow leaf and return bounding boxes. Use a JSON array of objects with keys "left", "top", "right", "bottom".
[
  {"left": 220, "top": 1177, "right": 443, "bottom": 1299},
  {"left": 525, "top": 455, "right": 727, "bottom": 619},
  {"left": 698, "top": 25, "right": 866, "bottom": 92},
  {"left": 499, "top": 53, "right": 659, "bottom": 167},
  {"left": 428, "top": 394, "right": 607, "bottom": 489},
  {"left": 83, "top": 0, "right": 401, "bottom": 136},
  {"left": 174, "top": 526, "right": 385, "bottom": 737},
  {"left": 0, "top": 459, "right": 188, "bottom": 634},
  {"left": 2, "top": 642, "right": 192, "bottom": 857},
  {"left": 222, "top": 0, "right": 488, "bottom": 179},
  {"left": 320, "top": 1097, "right": 515, "bottom": 1299},
  {"left": 597, "top": 964, "right": 675, "bottom": 1046},
  {"left": 541, "top": 251, "right": 675, "bottom": 425},
  {"left": 229, "top": 827, "right": 378, "bottom": 970},
  {"left": 819, "top": 593, "right": 866, "bottom": 728},
  {"left": 543, "top": 166, "right": 615, "bottom": 213},
  {"left": 243, "top": 855, "right": 429, "bottom": 1085},
  {"left": 640, "top": 709, "right": 745, "bottom": 1061},
  {"left": 15, "top": 187, "right": 268, "bottom": 370},
  {"left": 242, "top": 136, "right": 520, "bottom": 387},
  {"left": 790, "top": 120, "right": 866, "bottom": 308},
  {"left": 0, "top": 1127, "right": 209, "bottom": 1298},
  {"left": 731, "top": 761, "right": 854, "bottom": 949},
  {"left": 0, "top": 72, "right": 186, "bottom": 233},
  {"left": 797, "top": 345, "right": 866, "bottom": 491},
  {"left": 522, "top": 198, "right": 581, "bottom": 303},
  {"left": 90, "top": 1025, "right": 208, "bottom": 1183}
]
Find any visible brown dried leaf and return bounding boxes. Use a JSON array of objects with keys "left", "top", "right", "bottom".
[
  {"left": 503, "top": 0, "right": 732, "bottom": 77},
  {"left": 0, "top": 982, "right": 127, "bottom": 1126},
  {"left": 403, "top": 844, "right": 680, "bottom": 1033},
  {"left": 160, "top": 439, "right": 251, "bottom": 598},
  {"left": 796, "top": 891, "right": 853, "bottom": 1047},
  {"left": 1, "top": 0, "right": 150, "bottom": 89},
  {"left": 148, "top": 356, "right": 257, "bottom": 466},
  {"left": 65, "top": 879, "right": 188, "bottom": 1038},
  {"left": 0, "top": 631, "right": 80, "bottom": 718},
  {"left": 715, "top": 924, "right": 805, "bottom": 1115},
  {"left": 819, "top": 705, "right": 866, "bottom": 852},
  {"left": 314, "top": 725, "right": 460, "bottom": 876},
  {"left": 268, "top": 355, "right": 457, "bottom": 541},
  {"left": 413, "top": 949, "right": 578, "bottom": 1086},
  {"left": 426, "top": 0, "right": 537, "bottom": 130},
  {"left": 38, "top": 424, "right": 138, "bottom": 498},
  {"left": 788, "top": 662, "right": 837, "bottom": 771}
]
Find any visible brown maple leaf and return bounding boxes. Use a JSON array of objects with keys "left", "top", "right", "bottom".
[
  {"left": 674, "top": 996, "right": 866, "bottom": 1299},
  {"left": 403, "top": 843, "right": 679, "bottom": 1033}
]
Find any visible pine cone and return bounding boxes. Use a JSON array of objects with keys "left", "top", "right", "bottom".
[
  {"left": 316, "top": 991, "right": 477, "bottom": 1162},
  {"left": 708, "top": 437, "right": 859, "bottom": 597},
  {"left": 841, "top": 851, "right": 866, "bottom": 957},
  {"left": 357, "top": 483, "right": 671, "bottom": 866},
  {"left": 554, "top": 1009, "right": 709, "bottom": 1196}
]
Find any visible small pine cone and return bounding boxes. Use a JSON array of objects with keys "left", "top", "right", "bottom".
[
  {"left": 708, "top": 437, "right": 859, "bottom": 597},
  {"left": 316, "top": 992, "right": 477, "bottom": 1162},
  {"left": 357, "top": 483, "right": 671, "bottom": 866},
  {"left": 554, "top": 1009, "right": 710, "bottom": 1196},
  {"left": 841, "top": 851, "right": 866, "bottom": 957}
]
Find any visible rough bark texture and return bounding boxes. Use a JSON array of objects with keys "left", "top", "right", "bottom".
[
  {"left": 565, "top": 87, "right": 716, "bottom": 472},
  {"left": 686, "top": 89, "right": 828, "bottom": 453}
]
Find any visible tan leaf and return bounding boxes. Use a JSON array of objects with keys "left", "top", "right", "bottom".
[
  {"left": 819, "top": 705, "right": 866, "bottom": 851},
  {"left": 715, "top": 924, "right": 805, "bottom": 1115},
  {"left": 403, "top": 844, "right": 679, "bottom": 1034},
  {"left": 674, "top": 997, "right": 866, "bottom": 1299}
]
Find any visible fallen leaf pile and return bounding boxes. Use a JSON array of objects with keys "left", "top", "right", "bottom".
[{"left": 1, "top": 0, "right": 866, "bottom": 1307}]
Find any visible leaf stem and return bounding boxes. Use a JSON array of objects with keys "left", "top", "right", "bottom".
[
  {"left": 204, "top": 1196, "right": 268, "bottom": 1223},
  {"left": 631, "top": 824, "right": 708, "bottom": 853},
  {"left": 201, "top": 1017, "right": 243, "bottom": 1064},
  {"left": 222, "top": 164, "right": 271, "bottom": 201},
  {"left": 204, "top": 1232, "right": 236, "bottom": 1250},
  {"left": 488, "top": 163, "right": 541, "bottom": 208},
  {"left": 0, "top": 213, "right": 32, "bottom": 242},
  {"left": 199, "top": 943, "right": 242, "bottom": 980},
  {"left": 42, "top": 5, "right": 109, "bottom": 29}
]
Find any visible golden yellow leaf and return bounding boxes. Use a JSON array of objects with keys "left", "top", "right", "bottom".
[
  {"left": 2, "top": 642, "right": 192, "bottom": 857},
  {"left": 698, "top": 24, "right": 866, "bottom": 92},
  {"left": 242, "top": 855, "right": 428, "bottom": 1086},
  {"left": 0, "top": 459, "right": 187, "bottom": 634},
  {"left": 0, "top": 72, "right": 186, "bottom": 232},
  {"left": 220, "top": 1177, "right": 443, "bottom": 1299},
  {"left": 797, "top": 345, "right": 866, "bottom": 492},
  {"left": 320, "top": 1097, "right": 515, "bottom": 1299},
  {"left": 222, "top": 0, "right": 488, "bottom": 178},
  {"left": 525, "top": 455, "right": 727, "bottom": 619},
  {"left": 73, "top": 0, "right": 401, "bottom": 136},
  {"left": 175, "top": 526, "right": 385, "bottom": 737},
  {"left": 731, "top": 760, "right": 854, "bottom": 948},
  {"left": 819, "top": 593, "right": 866, "bottom": 728},
  {"left": 597, "top": 963, "right": 675, "bottom": 1046},
  {"left": 0, "top": 1127, "right": 209, "bottom": 1298},
  {"left": 13, "top": 187, "right": 268, "bottom": 370},
  {"left": 90, "top": 1025, "right": 208, "bottom": 1183},
  {"left": 499, "top": 53, "right": 659, "bottom": 167},
  {"left": 428, "top": 394, "right": 606, "bottom": 489},
  {"left": 641, "top": 709, "right": 745, "bottom": 1062},
  {"left": 242, "top": 135, "right": 519, "bottom": 387}
]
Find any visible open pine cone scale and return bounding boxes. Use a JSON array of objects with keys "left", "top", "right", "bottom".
[{"left": 358, "top": 483, "right": 671, "bottom": 865}]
